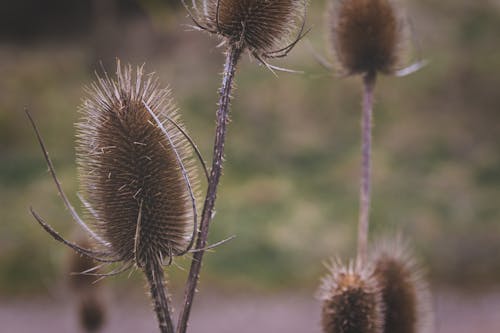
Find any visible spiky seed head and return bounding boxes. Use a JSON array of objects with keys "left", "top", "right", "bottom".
[
  {"left": 318, "top": 260, "right": 384, "bottom": 333},
  {"left": 76, "top": 61, "right": 198, "bottom": 267},
  {"left": 68, "top": 236, "right": 98, "bottom": 291},
  {"left": 330, "top": 0, "right": 400, "bottom": 75},
  {"left": 78, "top": 294, "right": 106, "bottom": 333},
  {"left": 205, "top": 0, "right": 305, "bottom": 54},
  {"left": 371, "top": 239, "right": 432, "bottom": 333}
]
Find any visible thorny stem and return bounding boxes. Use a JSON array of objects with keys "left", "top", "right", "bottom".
[
  {"left": 357, "top": 72, "right": 376, "bottom": 266},
  {"left": 144, "top": 258, "right": 175, "bottom": 333},
  {"left": 177, "top": 45, "right": 242, "bottom": 333}
]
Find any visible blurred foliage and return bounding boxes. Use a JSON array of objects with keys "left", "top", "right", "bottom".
[{"left": 1, "top": 0, "right": 500, "bottom": 296}]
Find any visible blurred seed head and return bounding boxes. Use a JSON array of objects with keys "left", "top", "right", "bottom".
[
  {"left": 78, "top": 294, "right": 107, "bottom": 333},
  {"left": 318, "top": 260, "right": 384, "bottom": 333},
  {"left": 76, "top": 61, "right": 198, "bottom": 267},
  {"left": 371, "top": 238, "right": 432, "bottom": 333},
  {"left": 329, "top": 0, "right": 401, "bottom": 76}
]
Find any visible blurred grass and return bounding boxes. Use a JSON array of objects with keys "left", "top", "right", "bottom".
[{"left": 1, "top": 0, "right": 500, "bottom": 296}]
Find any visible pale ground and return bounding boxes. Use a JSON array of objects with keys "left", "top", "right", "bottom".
[{"left": 0, "top": 290, "right": 499, "bottom": 333}]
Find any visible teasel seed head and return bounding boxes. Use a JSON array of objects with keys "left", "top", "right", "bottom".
[
  {"left": 318, "top": 260, "right": 384, "bottom": 333},
  {"left": 185, "top": 0, "right": 307, "bottom": 60},
  {"left": 371, "top": 238, "right": 432, "bottom": 333},
  {"left": 78, "top": 294, "right": 107, "bottom": 333},
  {"left": 67, "top": 235, "right": 107, "bottom": 333},
  {"left": 76, "top": 61, "right": 198, "bottom": 268},
  {"left": 329, "top": 0, "right": 401, "bottom": 76},
  {"left": 209, "top": 0, "right": 305, "bottom": 51}
]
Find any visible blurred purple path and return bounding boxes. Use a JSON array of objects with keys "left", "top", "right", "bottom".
[{"left": 0, "top": 290, "right": 499, "bottom": 333}]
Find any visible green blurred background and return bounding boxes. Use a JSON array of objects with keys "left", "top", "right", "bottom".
[{"left": 1, "top": 0, "right": 499, "bottom": 300}]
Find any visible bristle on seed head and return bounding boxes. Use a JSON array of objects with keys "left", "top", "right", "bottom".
[
  {"left": 318, "top": 260, "right": 384, "bottom": 333},
  {"left": 330, "top": 0, "right": 400, "bottom": 76},
  {"left": 76, "top": 61, "right": 198, "bottom": 267},
  {"left": 198, "top": 0, "right": 306, "bottom": 55},
  {"left": 371, "top": 238, "right": 432, "bottom": 333}
]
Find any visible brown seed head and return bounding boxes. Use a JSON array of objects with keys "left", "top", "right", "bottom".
[
  {"left": 76, "top": 62, "right": 198, "bottom": 267},
  {"left": 330, "top": 0, "right": 400, "bottom": 75},
  {"left": 78, "top": 294, "right": 106, "bottom": 333},
  {"left": 371, "top": 239, "right": 432, "bottom": 333},
  {"left": 318, "top": 260, "right": 384, "bottom": 333},
  {"left": 67, "top": 236, "right": 107, "bottom": 332},
  {"left": 203, "top": 0, "right": 306, "bottom": 54}
]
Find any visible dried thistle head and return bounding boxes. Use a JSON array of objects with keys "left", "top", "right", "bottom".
[
  {"left": 185, "top": 0, "right": 308, "bottom": 60},
  {"left": 371, "top": 238, "right": 432, "bottom": 333},
  {"left": 318, "top": 260, "right": 384, "bottom": 333},
  {"left": 329, "top": 0, "right": 401, "bottom": 76},
  {"left": 76, "top": 61, "right": 199, "bottom": 268}
]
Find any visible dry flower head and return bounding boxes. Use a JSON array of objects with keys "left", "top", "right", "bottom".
[
  {"left": 318, "top": 260, "right": 384, "bottom": 333},
  {"left": 183, "top": 0, "right": 308, "bottom": 66},
  {"left": 76, "top": 62, "right": 199, "bottom": 268},
  {"left": 371, "top": 238, "right": 432, "bottom": 333},
  {"left": 329, "top": 0, "right": 402, "bottom": 76},
  {"left": 27, "top": 61, "right": 200, "bottom": 274}
]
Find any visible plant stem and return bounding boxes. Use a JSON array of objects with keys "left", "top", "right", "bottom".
[
  {"left": 176, "top": 45, "right": 242, "bottom": 333},
  {"left": 144, "top": 258, "right": 175, "bottom": 333},
  {"left": 357, "top": 72, "right": 376, "bottom": 266}
]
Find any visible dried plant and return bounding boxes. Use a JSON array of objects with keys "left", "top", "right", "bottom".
[
  {"left": 318, "top": 260, "right": 384, "bottom": 333},
  {"left": 318, "top": 2, "right": 431, "bottom": 333},
  {"left": 330, "top": 0, "right": 400, "bottom": 76},
  {"left": 326, "top": 0, "right": 425, "bottom": 265},
  {"left": 27, "top": 62, "right": 202, "bottom": 333},
  {"left": 175, "top": 2, "right": 308, "bottom": 333},
  {"left": 22, "top": 2, "right": 435, "bottom": 333},
  {"left": 330, "top": 0, "right": 400, "bottom": 265},
  {"left": 324, "top": 0, "right": 425, "bottom": 77},
  {"left": 371, "top": 238, "right": 432, "bottom": 333},
  {"left": 76, "top": 64, "right": 199, "bottom": 265}
]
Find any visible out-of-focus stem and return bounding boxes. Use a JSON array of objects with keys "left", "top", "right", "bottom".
[{"left": 357, "top": 72, "right": 376, "bottom": 265}]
